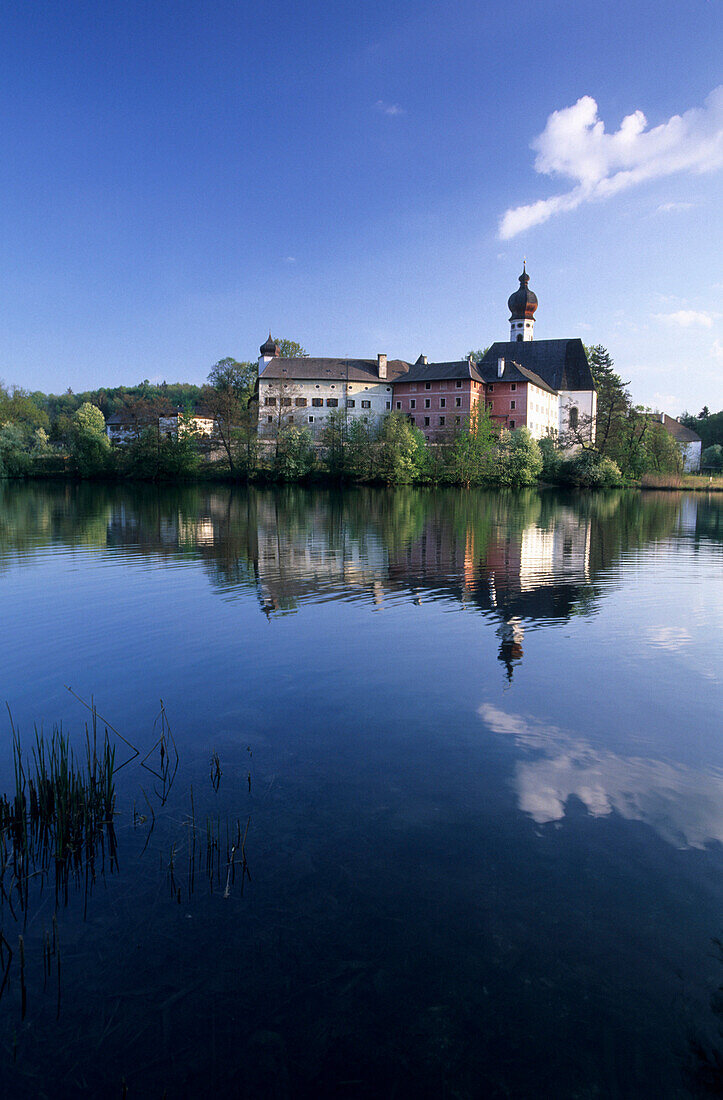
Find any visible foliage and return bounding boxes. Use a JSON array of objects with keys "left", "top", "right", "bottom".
[
  {"left": 273, "top": 426, "right": 316, "bottom": 480},
  {"left": 121, "top": 426, "right": 201, "bottom": 480},
  {"left": 702, "top": 444, "right": 723, "bottom": 470},
  {"left": 489, "top": 427, "right": 543, "bottom": 487},
  {"left": 558, "top": 448, "right": 623, "bottom": 487},
  {"left": 319, "top": 408, "right": 347, "bottom": 478},
  {"left": 0, "top": 384, "right": 49, "bottom": 431},
  {"left": 371, "top": 413, "right": 426, "bottom": 484},
  {"left": 465, "top": 347, "right": 490, "bottom": 363},
  {"left": 67, "top": 403, "right": 111, "bottom": 476},
  {"left": 446, "top": 405, "right": 498, "bottom": 486},
  {"left": 275, "top": 338, "right": 308, "bottom": 358},
  {"left": 202, "top": 358, "right": 257, "bottom": 475},
  {"left": 538, "top": 435, "right": 563, "bottom": 482},
  {"left": 680, "top": 409, "right": 723, "bottom": 449}
]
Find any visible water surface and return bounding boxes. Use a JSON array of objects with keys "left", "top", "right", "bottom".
[{"left": 0, "top": 483, "right": 721, "bottom": 1097}]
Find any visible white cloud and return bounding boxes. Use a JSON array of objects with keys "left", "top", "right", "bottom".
[
  {"left": 284, "top": 256, "right": 297, "bottom": 263},
  {"left": 499, "top": 86, "right": 723, "bottom": 238},
  {"left": 656, "top": 201, "right": 694, "bottom": 213},
  {"left": 374, "top": 99, "right": 405, "bottom": 116},
  {"left": 651, "top": 392, "right": 682, "bottom": 412},
  {"left": 655, "top": 310, "right": 715, "bottom": 327}
]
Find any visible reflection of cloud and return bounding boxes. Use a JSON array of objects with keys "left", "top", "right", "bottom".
[
  {"left": 478, "top": 704, "right": 723, "bottom": 849},
  {"left": 645, "top": 625, "right": 691, "bottom": 652}
]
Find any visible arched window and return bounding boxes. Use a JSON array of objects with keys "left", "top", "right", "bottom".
[
  {"left": 569, "top": 406, "right": 579, "bottom": 430},
  {"left": 516, "top": 334, "right": 523, "bottom": 342}
]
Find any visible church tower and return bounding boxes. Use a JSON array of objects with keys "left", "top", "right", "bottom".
[{"left": 508, "top": 264, "right": 538, "bottom": 342}]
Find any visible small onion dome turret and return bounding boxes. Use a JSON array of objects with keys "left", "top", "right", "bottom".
[
  {"left": 507, "top": 266, "right": 538, "bottom": 321},
  {"left": 260, "top": 333, "right": 280, "bottom": 357}
]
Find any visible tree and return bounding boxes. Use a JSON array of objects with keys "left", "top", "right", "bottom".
[
  {"left": 202, "top": 358, "right": 257, "bottom": 475},
  {"left": 702, "top": 444, "right": 723, "bottom": 470},
  {"left": 68, "top": 402, "right": 111, "bottom": 476},
  {"left": 465, "top": 346, "right": 490, "bottom": 362},
  {"left": 490, "top": 427, "right": 543, "bottom": 487},
  {"left": 372, "top": 413, "right": 426, "bottom": 484},
  {"left": 446, "top": 404, "right": 498, "bottom": 487},
  {"left": 275, "top": 339, "right": 308, "bottom": 358},
  {"left": 273, "top": 426, "right": 316, "bottom": 480}
]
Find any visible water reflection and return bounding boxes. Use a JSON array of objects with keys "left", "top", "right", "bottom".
[
  {"left": 480, "top": 703, "right": 723, "bottom": 850},
  {"left": 0, "top": 483, "right": 716, "bottom": 686}
]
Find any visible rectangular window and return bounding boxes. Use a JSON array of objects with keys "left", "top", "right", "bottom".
[
  {"left": 424, "top": 416, "right": 430, "bottom": 426},
  {"left": 308, "top": 416, "right": 314, "bottom": 423},
  {"left": 312, "top": 398, "right": 323, "bottom": 407},
  {"left": 289, "top": 415, "right": 294, "bottom": 423},
  {"left": 439, "top": 416, "right": 445, "bottom": 426},
  {"left": 510, "top": 400, "right": 515, "bottom": 410},
  {"left": 424, "top": 398, "right": 431, "bottom": 408},
  {"left": 510, "top": 383, "right": 516, "bottom": 391},
  {"left": 487, "top": 402, "right": 493, "bottom": 410},
  {"left": 455, "top": 416, "right": 460, "bottom": 425},
  {"left": 281, "top": 397, "right": 292, "bottom": 407},
  {"left": 295, "top": 397, "right": 307, "bottom": 407},
  {"left": 361, "top": 400, "right": 371, "bottom": 409},
  {"left": 509, "top": 419, "right": 515, "bottom": 429},
  {"left": 410, "top": 399, "right": 416, "bottom": 409},
  {"left": 396, "top": 401, "right": 401, "bottom": 410},
  {"left": 488, "top": 385, "right": 494, "bottom": 393},
  {"left": 347, "top": 399, "right": 355, "bottom": 408},
  {"left": 409, "top": 416, "right": 415, "bottom": 425},
  {"left": 440, "top": 398, "right": 446, "bottom": 408},
  {"left": 326, "top": 398, "right": 338, "bottom": 407},
  {"left": 425, "top": 382, "right": 431, "bottom": 390},
  {"left": 455, "top": 397, "right": 461, "bottom": 407},
  {"left": 386, "top": 401, "right": 391, "bottom": 410},
  {"left": 456, "top": 379, "right": 462, "bottom": 389},
  {"left": 265, "top": 397, "right": 276, "bottom": 406},
  {"left": 267, "top": 415, "right": 273, "bottom": 423}
]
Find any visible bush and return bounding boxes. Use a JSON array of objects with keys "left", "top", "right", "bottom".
[
  {"left": 488, "top": 428, "right": 543, "bottom": 487},
  {"left": 273, "top": 427, "right": 316, "bottom": 480},
  {"left": 701, "top": 444, "right": 723, "bottom": 470},
  {"left": 538, "top": 436, "right": 562, "bottom": 482},
  {"left": 558, "top": 449, "right": 623, "bottom": 487}
]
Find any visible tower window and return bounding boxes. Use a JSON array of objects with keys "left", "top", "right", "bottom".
[
  {"left": 569, "top": 407, "right": 579, "bottom": 430},
  {"left": 516, "top": 335, "right": 523, "bottom": 342}
]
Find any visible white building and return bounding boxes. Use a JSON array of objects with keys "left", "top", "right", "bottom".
[{"left": 256, "top": 336, "right": 409, "bottom": 438}]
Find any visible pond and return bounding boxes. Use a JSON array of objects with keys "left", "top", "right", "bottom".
[{"left": 0, "top": 482, "right": 721, "bottom": 1097}]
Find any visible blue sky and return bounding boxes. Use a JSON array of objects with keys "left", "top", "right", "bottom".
[{"left": 1, "top": 0, "right": 721, "bottom": 414}]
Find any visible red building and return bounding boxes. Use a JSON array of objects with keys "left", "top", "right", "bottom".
[{"left": 392, "top": 357, "right": 486, "bottom": 442}]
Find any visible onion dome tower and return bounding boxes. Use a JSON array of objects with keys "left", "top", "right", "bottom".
[
  {"left": 259, "top": 333, "right": 280, "bottom": 358},
  {"left": 508, "top": 264, "right": 538, "bottom": 342}
]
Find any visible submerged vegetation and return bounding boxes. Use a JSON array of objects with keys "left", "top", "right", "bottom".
[{"left": 0, "top": 694, "right": 253, "bottom": 1032}]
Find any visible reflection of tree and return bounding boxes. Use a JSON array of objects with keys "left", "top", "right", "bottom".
[{"left": 1, "top": 485, "right": 713, "bottom": 650}]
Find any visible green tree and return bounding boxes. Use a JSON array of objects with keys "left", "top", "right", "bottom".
[
  {"left": 447, "top": 405, "right": 498, "bottom": 486},
  {"left": 275, "top": 339, "right": 308, "bottom": 358},
  {"left": 372, "top": 413, "right": 426, "bottom": 484},
  {"left": 68, "top": 402, "right": 111, "bottom": 476},
  {"left": 202, "top": 358, "right": 257, "bottom": 475},
  {"left": 490, "top": 427, "right": 543, "bottom": 487},
  {"left": 465, "top": 346, "right": 490, "bottom": 362},
  {"left": 702, "top": 444, "right": 723, "bottom": 470},
  {"left": 273, "top": 426, "right": 316, "bottom": 480}
]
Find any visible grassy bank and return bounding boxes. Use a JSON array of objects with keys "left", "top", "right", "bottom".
[{"left": 640, "top": 472, "right": 723, "bottom": 492}]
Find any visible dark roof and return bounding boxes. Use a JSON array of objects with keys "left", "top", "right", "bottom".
[
  {"left": 480, "top": 340, "right": 595, "bottom": 392},
  {"left": 508, "top": 267, "right": 538, "bottom": 321},
  {"left": 260, "top": 334, "right": 280, "bottom": 356},
  {"left": 259, "top": 357, "right": 410, "bottom": 383},
  {"left": 475, "top": 358, "right": 558, "bottom": 395},
  {"left": 653, "top": 413, "right": 701, "bottom": 443},
  {"left": 398, "top": 359, "right": 485, "bottom": 385},
  {"left": 161, "top": 407, "right": 215, "bottom": 420}
]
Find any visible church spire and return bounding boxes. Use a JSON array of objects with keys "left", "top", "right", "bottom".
[{"left": 507, "top": 265, "right": 538, "bottom": 342}]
